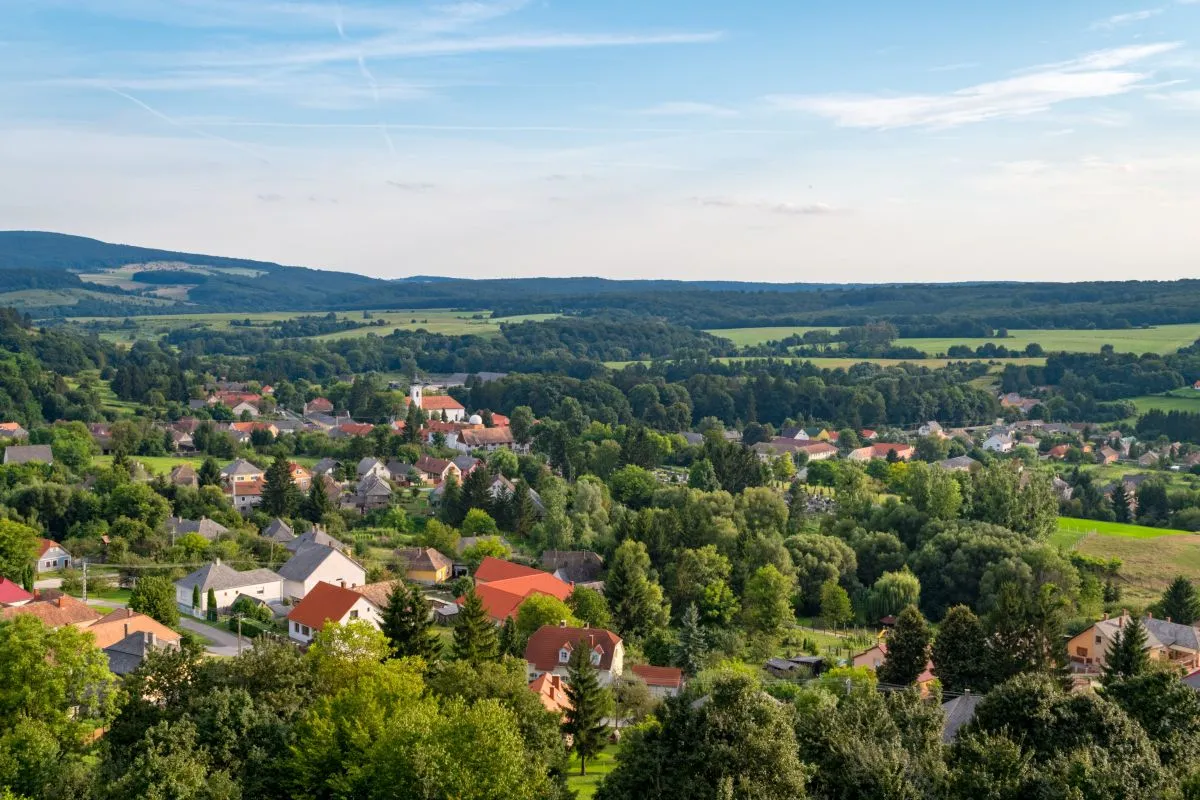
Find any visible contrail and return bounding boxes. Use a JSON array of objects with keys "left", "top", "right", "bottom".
[
  {"left": 333, "top": 0, "right": 396, "bottom": 157},
  {"left": 105, "top": 86, "right": 270, "bottom": 164}
]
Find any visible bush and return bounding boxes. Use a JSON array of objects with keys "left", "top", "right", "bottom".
[
  {"left": 59, "top": 569, "right": 84, "bottom": 595},
  {"left": 229, "top": 594, "right": 273, "bottom": 623}
]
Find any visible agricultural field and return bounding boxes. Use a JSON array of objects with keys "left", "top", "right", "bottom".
[
  {"left": 605, "top": 356, "right": 1046, "bottom": 370},
  {"left": 60, "top": 309, "right": 558, "bottom": 343},
  {"left": 704, "top": 323, "right": 1200, "bottom": 355},
  {"left": 0, "top": 288, "right": 173, "bottom": 310},
  {"left": 1126, "top": 392, "right": 1200, "bottom": 417},
  {"left": 1051, "top": 517, "right": 1200, "bottom": 605}
]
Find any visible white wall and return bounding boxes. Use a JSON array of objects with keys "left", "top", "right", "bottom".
[
  {"left": 283, "top": 550, "right": 366, "bottom": 601},
  {"left": 288, "top": 595, "right": 379, "bottom": 644},
  {"left": 175, "top": 578, "right": 283, "bottom": 617}
]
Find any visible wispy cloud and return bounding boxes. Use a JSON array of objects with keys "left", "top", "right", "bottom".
[
  {"left": 1089, "top": 9, "right": 1163, "bottom": 30},
  {"left": 638, "top": 101, "right": 738, "bottom": 118},
  {"left": 693, "top": 196, "right": 843, "bottom": 216},
  {"left": 767, "top": 42, "right": 1180, "bottom": 129},
  {"left": 104, "top": 87, "right": 269, "bottom": 162}
]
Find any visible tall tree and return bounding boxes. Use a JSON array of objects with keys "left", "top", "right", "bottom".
[
  {"left": 206, "top": 588, "right": 218, "bottom": 622},
  {"left": 741, "top": 564, "right": 795, "bottom": 640},
  {"left": 452, "top": 585, "right": 499, "bottom": 665},
  {"left": 0, "top": 520, "right": 38, "bottom": 582},
  {"left": 438, "top": 474, "right": 465, "bottom": 526},
  {"left": 605, "top": 540, "right": 670, "bottom": 642},
  {"left": 878, "top": 604, "right": 931, "bottom": 686},
  {"left": 509, "top": 406, "right": 535, "bottom": 447},
  {"left": 1111, "top": 484, "right": 1132, "bottom": 524},
  {"left": 932, "top": 604, "right": 990, "bottom": 692},
  {"left": 511, "top": 480, "right": 537, "bottom": 539},
  {"left": 1103, "top": 616, "right": 1150, "bottom": 684},
  {"left": 381, "top": 581, "right": 441, "bottom": 663},
  {"left": 198, "top": 456, "right": 221, "bottom": 488},
  {"left": 261, "top": 454, "right": 299, "bottom": 517},
  {"left": 302, "top": 477, "right": 334, "bottom": 523},
  {"left": 1159, "top": 576, "right": 1200, "bottom": 625},
  {"left": 129, "top": 575, "right": 180, "bottom": 627},
  {"left": 190, "top": 584, "right": 200, "bottom": 614},
  {"left": 673, "top": 603, "right": 708, "bottom": 675},
  {"left": 562, "top": 638, "right": 612, "bottom": 776},
  {"left": 819, "top": 579, "right": 854, "bottom": 629}
]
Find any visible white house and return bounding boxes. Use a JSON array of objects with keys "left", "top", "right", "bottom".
[
  {"left": 174, "top": 561, "right": 283, "bottom": 617},
  {"left": 448, "top": 425, "right": 519, "bottom": 453},
  {"left": 36, "top": 539, "right": 73, "bottom": 573},
  {"left": 287, "top": 581, "right": 380, "bottom": 645},
  {"left": 277, "top": 544, "right": 366, "bottom": 602},
  {"left": 524, "top": 625, "right": 625, "bottom": 687},
  {"left": 982, "top": 434, "right": 1014, "bottom": 453},
  {"left": 918, "top": 421, "right": 946, "bottom": 438},
  {"left": 407, "top": 385, "right": 467, "bottom": 423},
  {"left": 356, "top": 457, "right": 390, "bottom": 482},
  {"left": 629, "top": 664, "right": 685, "bottom": 699},
  {"left": 230, "top": 401, "right": 260, "bottom": 418},
  {"left": 220, "top": 458, "right": 264, "bottom": 483}
]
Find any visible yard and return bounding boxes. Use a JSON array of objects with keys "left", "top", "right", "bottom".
[{"left": 566, "top": 746, "right": 617, "bottom": 799}]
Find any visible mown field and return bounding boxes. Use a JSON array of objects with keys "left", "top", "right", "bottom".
[
  {"left": 705, "top": 323, "right": 1200, "bottom": 355},
  {"left": 1051, "top": 517, "right": 1200, "bottom": 606},
  {"left": 92, "top": 454, "right": 319, "bottom": 475},
  {"left": 1127, "top": 392, "right": 1200, "bottom": 416},
  {"left": 0, "top": 288, "right": 173, "bottom": 310},
  {"left": 605, "top": 356, "right": 1047, "bottom": 370},
  {"left": 61, "top": 309, "right": 558, "bottom": 343}
]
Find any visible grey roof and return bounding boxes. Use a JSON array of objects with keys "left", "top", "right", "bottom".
[
  {"left": 1185, "top": 670, "right": 1200, "bottom": 691},
  {"left": 278, "top": 543, "right": 360, "bottom": 582},
  {"left": 103, "top": 631, "right": 168, "bottom": 676},
  {"left": 681, "top": 432, "right": 705, "bottom": 446},
  {"left": 166, "top": 516, "right": 229, "bottom": 540},
  {"left": 941, "top": 693, "right": 982, "bottom": 742},
  {"left": 1142, "top": 616, "right": 1200, "bottom": 651},
  {"left": 542, "top": 550, "right": 604, "bottom": 583},
  {"left": 3, "top": 445, "right": 53, "bottom": 465},
  {"left": 263, "top": 518, "right": 295, "bottom": 543},
  {"left": 937, "top": 456, "right": 980, "bottom": 472},
  {"left": 357, "top": 473, "right": 393, "bottom": 498},
  {"left": 452, "top": 455, "right": 479, "bottom": 473},
  {"left": 175, "top": 562, "right": 282, "bottom": 592},
  {"left": 286, "top": 528, "right": 348, "bottom": 554},
  {"left": 306, "top": 413, "right": 339, "bottom": 428},
  {"left": 312, "top": 458, "right": 340, "bottom": 475},
  {"left": 357, "top": 457, "right": 384, "bottom": 476},
  {"left": 386, "top": 460, "right": 414, "bottom": 479},
  {"left": 220, "top": 458, "right": 262, "bottom": 477}
]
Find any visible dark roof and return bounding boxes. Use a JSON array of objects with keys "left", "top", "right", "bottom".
[
  {"left": 3, "top": 445, "right": 53, "bottom": 465},
  {"left": 220, "top": 458, "right": 262, "bottom": 476},
  {"left": 524, "top": 625, "right": 623, "bottom": 671},
  {"left": 396, "top": 547, "right": 453, "bottom": 573},
  {"left": 386, "top": 460, "right": 414, "bottom": 478},
  {"left": 103, "top": 630, "right": 173, "bottom": 675},
  {"left": 357, "top": 473, "right": 393, "bottom": 498},
  {"left": 175, "top": 562, "right": 282, "bottom": 592},
  {"left": 941, "top": 693, "right": 983, "bottom": 742},
  {"left": 262, "top": 518, "right": 295, "bottom": 543},
  {"left": 452, "top": 455, "right": 479, "bottom": 472},
  {"left": 312, "top": 457, "right": 340, "bottom": 475},
  {"left": 541, "top": 550, "right": 604, "bottom": 583},
  {"left": 357, "top": 457, "right": 384, "bottom": 476},
  {"left": 286, "top": 528, "right": 348, "bottom": 554},
  {"left": 166, "top": 516, "right": 229, "bottom": 540}
]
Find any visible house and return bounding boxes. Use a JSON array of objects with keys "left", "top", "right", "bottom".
[
  {"left": 796, "top": 442, "right": 839, "bottom": 461},
  {"left": 220, "top": 458, "right": 264, "bottom": 483},
  {"left": 312, "top": 457, "right": 340, "bottom": 478},
  {"left": 406, "top": 385, "right": 466, "bottom": 422},
  {"left": 350, "top": 474, "right": 393, "bottom": 512},
  {"left": 852, "top": 640, "right": 937, "bottom": 695},
  {"left": 86, "top": 607, "right": 182, "bottom": 650},
  {"left": 1000, "top": 393, "right": 1040, "bottom": 415},
  {"left": 395, "top": 547, "right": 453, "bottom": 584},
  {"left": 765, "top": 655, "right": 828, "bottom": 679},
  {"left": 287, "top": 580, "right": 380, "bottom": 644},
  {"left": 1139, "top": 451, "right": 1164, "bottom": 468},
  {"left": 229, "top": 421, "right": 278, "bottom": 439},
  {"left": 1047, "top": 444, "right": 1071, "bottom": 460},
  {"left": 982, "top": 434, "right": 1014, "bottom": 453},
  {"left": 230, "top": 401, "right": 260, "bottom": 418},
  {"left": 288, "top": 462, "right": 312, "bottom": 491},
  {"left": 214, "top": 391, "right": 262, "bottom": 409},
  {"left": 918, "top": 421, "right": 946, "bottom": 438},
  {"left": 351, "top": 579, "right": 403, "bottom": 612},
  {"left": 541, "top": 550, "right": 604, "bottom": 584},
  {"left": 3, "top": 445, "right": 53, "bottom": 465},
  {"left": 169, "top": 429, "right": 195, "bottom": 452},
  {"left": 166, "top": 516, "right": 229, "bottom": 542},
  {"left": 331, "top": 422, "right": 374, "bottom": 439},
  {"left": 629, "top": 664, "right": 685, "bottom": 698},
  {"left": 304, "top": 397, "right": 335, "bottom": 416},
  {"left": 169, "top": 464, "right": 199, "bottom": 488},
  {"left": 941, "top": 693, "right": 982, "bottom": 743},
  {"left": 524, "top": 625, "right": 625, "bottom": 686},
  {"left": 452, "top": 455, "right": 481, "bottom": 476},
  {"left": 36, "top": 538, "right": 73, "bottom": 573},
  {"left": 357, "top": 457, "right": 390, "bottom": 482},
  {"left": 278, "top": 544, "right": 366, "bottom": 602},
  {"left": 103, "top": 629, "right": 179, "bottom": 676},
  {"left": 1067, "top": 612, "right": 1200, "bottom": 674},
  {"left": 467, "top": 557, "right": 574, "bottom": 622},
  {"left": 286, "top": 526, "right": 349, "bottom": 554},
  {"left": 414, "top": 455, "right": 461, "bottom": 486},
  {"left": 1098, "top": 446, "right": 1120, "bottom": 465},
  {"left": 0, "top": 577, "right": 33, "bottom": 606},
  {"left": 451, "top": 426, "right": 518, "bottom": 453},
  {"left": 860, "top": 429, "right": 878, "bottom": 441},
  {"left": 227, "top": 479, "right": 264, "bottom": 513},
  {"left": 936, "top": 456, "right": 980, "bottom": 473},
  {"left": 0, "top": 593, "right": 101, "bottom": 628},
  {"left": 486, "top": 475, "right": 545, "bottom": 515},
  {"left": 174, "top": 560, "right": 284, "bottom": 617},
  {"left": 262, "top": 518, "right": 296, "bottom": 545},
  {"left": 0, "top": 422, "right": 28, "bottom": 441},
  {"left": 847, "top": 443, "right": 915, "bottom": 462},
  {"left": 530, "top": 673, "right": 573, "bottom": 717}
]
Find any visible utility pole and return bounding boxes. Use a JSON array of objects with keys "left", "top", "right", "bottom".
[
  {"left": 236, "top": 614, "right": 243, "bottom": 656},
  {"left": 81, "top": 558, "right": 88, "bottom": 603}
]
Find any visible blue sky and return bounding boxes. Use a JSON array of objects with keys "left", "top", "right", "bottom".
[{"left": 2, "top": 0, "right": 1199, "bottom": 281}]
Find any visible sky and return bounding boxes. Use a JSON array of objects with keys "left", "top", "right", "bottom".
[{"left": 2, "top": 0, "right": 1199, "bottom": 282}]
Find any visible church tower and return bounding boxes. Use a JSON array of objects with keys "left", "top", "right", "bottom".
[{"left": 409, "top": 384, "right": 423, "bottom": 409}]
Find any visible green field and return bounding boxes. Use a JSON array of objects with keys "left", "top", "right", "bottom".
[
  {"left": 0, "top": 288, "right": 173, "bottom": 310},
  {"left": 606, "top": 356, "right": 1046, "bottom": 370},
  {"left": 567, "top": 747, "right": 617, "bottom": 799},
  {"left": 1127, "top": 392, "right": 1200, "bottom": 416},
  {"left": 704, "top": 323, "right": 1200, "bottom": 355},
  {"left": 61, "top": 309, "right": 558, "bottom": 343},
  {"left": 1051, "top": 517, "right": 1200, "bottom": 605}
]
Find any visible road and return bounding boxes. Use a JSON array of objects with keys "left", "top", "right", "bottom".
[{"left": 80, "top": 597, "right": 243, "bottom": 657}]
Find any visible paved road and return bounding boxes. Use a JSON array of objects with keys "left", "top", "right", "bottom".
[
  {"left": 34, "top": 577, "right": 63, "bottom": 590},
  {"left": 81, "top": 597, "right": 243, "bottom": 657}
]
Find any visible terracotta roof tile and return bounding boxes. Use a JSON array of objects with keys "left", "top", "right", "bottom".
[
  {"left": 474, "top": 556, "right": 545, "bottom": 583},
  {"left": 85, "top": 608, "right": 181, "bottom": 649},
  {"left": 524, "top": 625, "right": 622, "bottom": 672},
  {"left": 0, "top": 594, "right": 101, "bottom": 627},
  {"left": 630, "top": 664, "right": 684, "bottom": 688},
  {"left": 287, "top": 581, "right": 364, "bottom": 631}
]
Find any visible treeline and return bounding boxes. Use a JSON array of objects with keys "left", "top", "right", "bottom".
[{"left": 1137, "top": 409, "right": 1200, "bottom": 445}]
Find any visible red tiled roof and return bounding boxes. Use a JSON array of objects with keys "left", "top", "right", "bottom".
[
  {"left": 287, "top": 581, "right": 364, "bottom": 631},
  {"left": 630, "top": 664, "right": 684, "bottom": 689},
  {"left": 417, "top": 395, "right": 464, "bottom": 411},
  {"left": 423, "top": 420, "right": 466, "bottom": 434},
  {"left": 230, "top": 421, "right": 276, "bottom": 433},
  {"left": 229, "top": 478, "right": 264, "bottom": 497},
  {"left": 490, "top": 413, "right": 510, "bottom": 426},
  {"left": 415, "top": 455, "right": 454, "bottom": 475},
  {"left": 338, "top": 423, "right": 375, "bottom": 436},
  {"left": 797, "top": 442, "right": 838, "bottom": 456},
  {"left": 86, "top": 608, "right": 181, "bottom": 649},
  {"left": 38, "top": 538, "right": 67, "bottom": 558},
  {"left": 530, "top": 673, "right": 572, "bottom": 715},
  {"left": 0, "top": 577, "right": 33, "bottom": 605},
  {"left": 468, "top": 574, "right": 574, "bottom": 621},
  {"left": 474, "top": 556, "right": 546, "bottom": 583},
  {"left": 524, "top": 625, "right": 623, "bottom": 672},
  {"left": 0, "top": 422, "right": 24, "bottom": 433},
  {"left": 460, "top": 427, "right": 515, "bottom": 447},
  {"left": 0, "top": 594, "right": 101, "bottom": 627},
  {"left": 306, "top": 397, "right": 334, "bottom": 412}
]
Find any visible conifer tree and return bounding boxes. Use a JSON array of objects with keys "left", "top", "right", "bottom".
[
  {"left": 302, "top": 478, "right": 334, "bottom": 523},
  {"left": 513, "top": 480, "right": 537, "bottom": 539},
  {"left": 438, "top": 475, "right": 465, "bottom": 526},
  {"left": 1103, "top": 616, "right": 1150, "bottom": 684},
  {"left": 206, "top": 588, "right": 218, "bottom": 621},
  {"left": 1112, "top": 485, "right": 1131, "bottom": 523},
  {"left": 262, "top": 454, "right": 299, "bottom": 517},
  {"left": 191, "top": 584, "right": 201, "bottom": 614},
  {"left": 381, "top": 581, "right": 441, "bottom": 663},
  {"left": 878, "top": 604, "right": 931, "bottom": 686},
  {"left": 563, "top": 639, "right": 612, "bottom": 776},
  {"left": 674, "top": 603, "right": 708, "bottom": 675},
  {"left": 20, "top": 563, "right": 34, "bottom": 593},
  {"left": 498, "top": 616, "right": 522, "bottom": 657},
  {"left": 198, "top": 456, "right": 221, "bottom": 487},
  {"left": 452, "top": 585, "right": 499, "bottom": 665},
  {"left": 1160, "top": 576, "right": 1200, "bottom": 625}
]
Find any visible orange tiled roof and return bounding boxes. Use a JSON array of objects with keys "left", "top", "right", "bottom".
[
  {"left": 287, "top": 581, "right": 363, "bottom": 631},
  {"left": 630, "top": 664, "right": 684, "bottom": 688},
  {"left": 0, "top": 594, "right": 101, "bottom": 627},
  {"left": 530, "top": 673, "right": 572, "bottom": 715},
  {"left": 474, "top": 556, "right": 546, "bottom": 583},
  {"left": 524, "top": 625, "right": 622, "bottom": 671},
  {"left": 466, "top": 573, "right": 574, "bottom": 621},
  {"left": 85, "top": 608, "right": 181, "bottom": 649}
]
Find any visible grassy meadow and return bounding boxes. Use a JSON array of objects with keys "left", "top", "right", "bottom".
[
  {"left": 704, "top": 323, "right": 1200, "bottom": 355},
  {"left": 1127, "top": 392, "right": 1200, "bottom": 416},
  {"left": 1051, "top": 517, "right": 1200, "bottom": 606}
]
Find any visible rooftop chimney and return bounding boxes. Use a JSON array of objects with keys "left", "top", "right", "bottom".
[
  {"left": 339, "top": 580, "right": 346, "bottom": 588},
  {"left": 55, "top": 596, "right": 64, "bottom": 608},
  {"left": 148, "top": 631, "right": 155, "bottom": 646},
  {"left": 124, "top": 622, "right": 129, "bottom": 637},
  {"left": 559, "top": 619, "right": 567, "bottom": 627}
]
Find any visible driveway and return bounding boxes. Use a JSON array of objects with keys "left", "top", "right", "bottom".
[{"left": 82, "top": 597, "right": 243, "bottom": 657}]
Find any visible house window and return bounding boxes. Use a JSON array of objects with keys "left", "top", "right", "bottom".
[
  {"left": 590, "top": 651, "right": 601, "bottom": 666},
  {"left": 558, "top": 648, "right": 570, "bottom": 664},
  {"left": 257, "top": 588, "right": 264, "bottom": 594},
  {"left": 293, "top": 621, "right": 299, "bottom": 632},
  {"left": 349, "top": 610, "right": 359, "bottom": 620},
  {"left": 1095, "top": 634, "right": 1102, "bottom": 644},
  {"left": 302, "top": 625, "right": 311, "bottom": 636}
]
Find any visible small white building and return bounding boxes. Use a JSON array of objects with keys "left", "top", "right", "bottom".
[
  {"left": 174, "top": 560, "right": 283, "bottom": 617},
  {"left": 918, "top": 421, "right": 946, "bottom": 439},
  {"left": 277, "top": 544, "right": 366, "bottom": 602},
  {"left": 287, "top": 581, "right": 380, "bottom": 645},
  {"left": 982, "top": 434, "right": 1014, "bottom": 453},
  {"left": 230, "top": 401, "right": 260, "bottom": 418},
  {"left": 36, "top": 538, "right": 73, "bottom": 573}
]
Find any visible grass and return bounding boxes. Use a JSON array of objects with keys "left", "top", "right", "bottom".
[
  {"left": 1126, "top": 393, "right": 1200, "bottom": 416},
  {"left": 1050, "top": 517, "right": 1193, "bottom": 548},
  {"left": 0, "top": 288, "right": 173, "bottom": 309},
  {"left": 566, "top": 747, "right": 617, "bottom": 799},
  {"left": 702, "top": 323, "right": 1200, "bottom": 355},
  {"left": 605, "top": 356, "right": 1046, "bottom": 370},
  {"left": 93, "top": 454, "right": 208, "bottom": 475},
  {"left": 1051, "top": 517, "right": 1200, "bottom": 605}
]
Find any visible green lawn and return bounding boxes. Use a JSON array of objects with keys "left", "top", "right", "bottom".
[
  {"left": 93, "top": 454, "right": 208, "bottom": 475},
  {"left": 1126, "top": 393, "right": 1200, "bottom": 416},
  {"left": 1050, "top": 517, "right": 1193, "bottom": 548},
  {"left": 1051, "top": 517, "right": 1200, "bottom": 606},
  {"left": 702, "top": 323, "right": 1200, "bottom": 355},
  {"left": 567, "top": 747, "right": 617, "bottom": 799}
]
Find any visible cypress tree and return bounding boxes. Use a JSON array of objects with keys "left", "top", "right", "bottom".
[
  {"left": 877, "top": 604, "right": 931, "bottom": 686},
  {"left": 498, "top": 616, "right": 522, "bottom": 657},
  {"left": 381, "top": 581, "right": 442, "bottom": 663},
  {"left": 191, "top": 584, "right": 201, "bottom": 614},
  {"left": 20, "top": 563, "right": 34, "bottom": 593},
  {"left": 563, "top": 638, "right": 612, "bottom": 776},
  {"left": 461, "top": 466, "right": 493, "bottom": 514},
  {"left": 513, "top": 480, "right": 537, "bottom": 539},
  {"left": 1103, "top": 616, "right": 1150, "bottom": 684},
  {"left": 206, "top": 587, "right": 218, "bottom": 621},
  {"left": 452, "top": 585, "right": 499, "bottom": 665},
  {"left": 1160, "top": 576, "right": 1200, "bottom": 625},
  {"left": 302, "top": 478, "right": 334, "bottom": 523}
]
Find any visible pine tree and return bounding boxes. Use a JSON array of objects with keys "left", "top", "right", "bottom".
[
  {"left": 262, "top": 454, "right": 299, "bottom": 517},
  {"left": 932, "top": 604, "right": 990, "bottom": 692},
  {"left": 605, "top": 540, "right": 670, "bottom": 642},
  {"left": 563, "top": 638, "right": 612, "bottom": 776},
  {"left": 1112, "top": 485, "right": 1131, "bottom": 523},
  {"left": 461, "top": 466, "right": 493, "bottom": 514},
  {"left": 438, "top": 475, "right": 465, "bottom": 526},
  {"left": 673, "top": 604, "right": 708, "bottom": 675},
  {"left": 198, "top": 456, "right": 221, "bottom": 487},
  {"left": 498, "top": 616, "right": 522, "bottom": 657},
  {"left": 452, "top": 585, "right": 499, "bottom": 665},
  {"left": 1103, "top": 616, "right": 1150, "bottom": 684},
  {"left": 302, "top": 478, "right": 334, "bottom": 523},
  {"left": 381, "top": 581, "right": 442, "bottom": 663},
  {"left": 206, "top": 588, "right": 218, "bottom": 621},
  {"left": 1160, "top": 576, "right": 1200, "bottom": 625},
  {"left": 191, "top": 584, "right": 201, "bottom": 614},
  {"left": 877, "top": 604, "right": 931, "bottom": 686}
]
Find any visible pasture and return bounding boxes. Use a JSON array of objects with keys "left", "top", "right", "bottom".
[
  {"left": 1051, "top": 517, "right": 1200, "bottom": 606},
  {"left": 605, "top": 356, "right": 1047, "bottom": 370},
  {"left": 704, "top": 323, "right": 1200, "bottom": 355},
  {"left": 1126, "top": 392, "right": 1200, "bottom": 417}
]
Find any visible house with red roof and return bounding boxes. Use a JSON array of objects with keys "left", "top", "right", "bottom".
[
  {"left": 0, "top": 592, "right": 101, "bottom": 628},
  {"left": 525, "top": 625, "right": 625, "bottom": 686},
  {"left": 0, "top": 577, "right": 33, "bottom": 606},
  {"left": 629, "top": 664, "right": 685, "bottom": 698},
  {"left": 0, "top": 422, "right": 28, "bottom": 441},
  {"left": 304, "top": 397, "right": 335, "bottom": 415},
  {"left": 36, "top": 539, "right": 73, "bottom": 573},
  {"left": 847, "top": 443, "right": 915, "bottom": 463},
  {"left": 529, "top": 673, "right": 572, "bottom": 717},
  {"left": 287, "top": 580, "right": 381, "bottom": 644},
  {"left": 852, "top": 640, "right": 937, "bottom": 696},
  {"left": 465, "top": 557, "right": 574, "bottom": 622}
]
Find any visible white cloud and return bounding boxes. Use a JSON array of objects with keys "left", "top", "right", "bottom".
[
  {"left": 693, "top": 196, "right": 842, "bottom": 215},
  {"left": 767, "top": 42, "right": 1180, "bottom": 129},
  {"left": 1151, "top": 89, "right": 1200, "bottom": 108},
  {"left": 1090, "top": 8, "right": 1163, "bottom": 30},
  {"left": 638, "top": 101, "right": 738, "bottom": 118}
]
